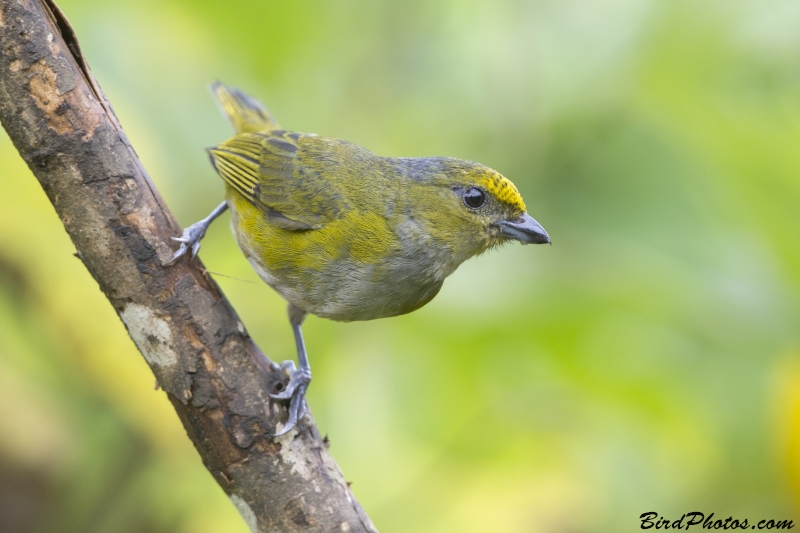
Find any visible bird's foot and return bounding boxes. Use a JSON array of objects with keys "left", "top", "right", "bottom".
[
  {"left": 168, "top": 221, "right": 210, "bottom": 264},
  {"left": 271, "top": 360, "right": 311, "bottom": 436},
  {"left": 167, "top": 201, "right": 228, "bottom": 265}
]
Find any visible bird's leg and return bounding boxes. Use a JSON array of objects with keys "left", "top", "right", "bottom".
[
  {"left": 168, "top": 201, "right": 228, "bottom": 264},
  {"left": 271, "top": 304, "right": 311, "bottom": 436}
]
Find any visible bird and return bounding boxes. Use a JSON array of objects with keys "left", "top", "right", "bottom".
[{"left": 170, "top": 83, "right": 550, "bottom": 435}]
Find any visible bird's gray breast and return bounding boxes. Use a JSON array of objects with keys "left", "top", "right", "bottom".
[
  {"left": 304, "top": 217, "right": 454, "bottom": 322},
  {"left": 308, "top": 256, "right": 444, "bottom": 322}
]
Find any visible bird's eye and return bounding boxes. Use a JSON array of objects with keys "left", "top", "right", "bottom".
[{"left": 462, "top": 187, "right": 487, "bottom": 209}]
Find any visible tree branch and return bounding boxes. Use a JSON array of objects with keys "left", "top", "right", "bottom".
[{"left": 0, "top": 1, "right": 376, "bottom": 531}]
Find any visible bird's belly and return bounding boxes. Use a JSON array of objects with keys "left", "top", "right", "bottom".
[
  {"left": 246, "top": 252, "right": 442, "bottom": 322},
  {"left": 230, "top": 203, "right": 443, "bottom": 322}
]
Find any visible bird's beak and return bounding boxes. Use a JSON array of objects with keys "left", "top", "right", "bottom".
[{"left": 498, "top": 213, "right": 550, "bottom": 245}]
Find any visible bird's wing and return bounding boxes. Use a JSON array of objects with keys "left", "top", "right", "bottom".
[{"left": 208, "top": 131, "right": 347, "bottom": 230}]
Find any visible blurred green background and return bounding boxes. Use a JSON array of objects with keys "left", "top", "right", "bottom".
[{"left": 2, "top": 0, "right": 800, "bottom": 531}]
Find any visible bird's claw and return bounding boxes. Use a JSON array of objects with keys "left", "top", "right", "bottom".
[
  {"left": 271, "top": 362, "right": 311, "bottom": 436},
  {"left": 275, "top": 385, "right": 308, "bottom": 436},
  {"left": 167, "top": 222, "right": 208, "bottom": 264}
]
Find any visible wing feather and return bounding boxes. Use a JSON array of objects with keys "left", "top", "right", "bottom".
[{"left": 209, "top": 131, "right": 347, "bottom": 230}]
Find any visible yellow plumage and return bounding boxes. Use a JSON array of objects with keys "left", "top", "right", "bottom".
[{"left": 172, "top": 83, "right": 550, "bottom": 434}]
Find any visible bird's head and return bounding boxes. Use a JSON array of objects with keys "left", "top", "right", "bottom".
[{"left": 405, "top": 158, "right": 550, "bottom": 273}]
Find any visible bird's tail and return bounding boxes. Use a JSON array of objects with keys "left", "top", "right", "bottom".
[{"left": 209, "top": 82, "right": 281, "bottom": 134}]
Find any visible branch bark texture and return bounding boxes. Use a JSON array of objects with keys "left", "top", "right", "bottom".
[{"left": 0, "top": 1, "right": 376, "bottom": 531}]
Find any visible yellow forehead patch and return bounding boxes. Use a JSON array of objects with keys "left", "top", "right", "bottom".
[{"left": 478, "top": 171, "right": 526, "bottom": 212}]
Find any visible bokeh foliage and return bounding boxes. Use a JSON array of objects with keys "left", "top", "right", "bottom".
[{"left": 1, "top": 0, "right": 799, "bottom": 531}]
